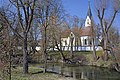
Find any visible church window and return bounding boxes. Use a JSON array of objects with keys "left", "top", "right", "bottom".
[
  {"left": 87, "top": 19, "right": 89, "bottom": 24},
  {"left": 87, "top": 21, "right": 89, "bottom": 24},
  {"left": 70, "top": 33, "right": 73, "bottom": 37},
  {"left": 65, "top": 40, "right": 67, "bottom": 45},
  {"left": 89, "top": 41, "right": 92, "bottom": 45},
  {"left": 84, "top": 39, "right": 87, "bottom": 45}
]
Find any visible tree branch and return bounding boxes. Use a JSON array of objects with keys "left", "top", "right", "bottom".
[
  {"left": 106, "top": 10, "right": 117, "bottom": 33},
  {"left": 97, "top": 10, "right": 104, "bottom": 33},
  {"left": 19, "top": 0, "right": 28, "bottom": 30},
  {"left": 16, "top": 0, "right": 24, "bottom": 30},
  {"left": 101, "top": 8, "right": 105, "bottom": 19},
  {"left": 26, "top": 0, "right": 36, "bottom": 33},
  {"left": 0, "top": 12, "right": 23, "bottom": 40}
]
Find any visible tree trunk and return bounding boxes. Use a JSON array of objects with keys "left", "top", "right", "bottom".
[
  {"left": 59, "top": 39, "right": 66, "bottom": 61},
  {"left": 75, "top": 38, "right": 77, "bottom": 51},
  {"left": 55, "top": 39, "right": 66, "bottom": 62},
  {"left": 103, "top": 33, "right": 108, "bottom": 61},
  {"left": 43, "top": 27, "right": 47, "bottom": 73},
  {"left": 77, "top": 38, "right": 79, "bottom": 51},
  {"left": 23, "top": 33, "right": 28, "bottom": 74},
  {"left": 92, "top": 38, "right": 97, "bottom": 60},
  {"left": 70, "top": 38, "right": 74, "bottom": 59},
  {"left": 43, "top": 50, "right": 47, "bottom": 73},
  {"left": 8, "top": 52, "right": 12, "bottom": 80}
]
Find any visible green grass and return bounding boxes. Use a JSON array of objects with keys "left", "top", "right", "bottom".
[
  {"left": 49, "top": 51, "right": 92, "bottom": 56},
  {"left": 0, "top": 66, "right": 74, "bottom": 80},
  {"left": 47, "top": 51, "right": 103, "bottom": 61},
  {"left": 11, "top": 67, "right": 42, "bottom": 80},
  {"left": 96, "top": 51, "right": 103, "bottom": 56}
]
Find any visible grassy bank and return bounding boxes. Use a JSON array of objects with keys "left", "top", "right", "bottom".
[
  {"left": 0, "top": 66, "right": 74, "bottom": 80},
  {"left": 48, "top": 51, "right": 116, "bottom": 68},
  {"left": 0, "top": 51, "right": 119, "bottom": 80}
]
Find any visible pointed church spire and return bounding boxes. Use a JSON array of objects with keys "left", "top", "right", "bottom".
[
  {"left": 87, "top": 1, "right": 92, "bottom": 19},
  {"left": 85, "top": 1, "right": 92, "bottom": 27}
]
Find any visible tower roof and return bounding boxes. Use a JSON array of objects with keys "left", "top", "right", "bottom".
[{"left": 87, "top": 2, "right": 92, "bottom": 18}]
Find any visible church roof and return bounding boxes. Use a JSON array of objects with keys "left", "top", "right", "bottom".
[
  {"left": 61, "top": 27, "right": 80, "bottom": 38},
  {"left": 61, "top": 29, "right": 71, "bottom": 38},
  {"left": 80, "top": 27, "right": 92, "bottom": 36},
  {"left": 61, "top": 26, "right": 92, "bottom": 38}
]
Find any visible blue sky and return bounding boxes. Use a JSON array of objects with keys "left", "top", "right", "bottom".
[
  {"left": 0, "top": 0, "right": 120, "bottom": 30},
  {"left": 62, "top": 0, "right": 94, "bottom": 18},
  {"left": 62, "top": 0, "right": 120, "bottom": 30}
]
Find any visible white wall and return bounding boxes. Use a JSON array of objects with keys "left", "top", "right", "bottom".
[
  {"left": 61, "top": 32, "right": 76, "bottom": 46},
  {"left": 85, "top": 16, "right": 91, "bottom": 27},
  {"left": 61, "top": 38, "right": 69, "bottom": 46},
  {"left": 80, "top": 36, "right": 89, "bottom": 46}
]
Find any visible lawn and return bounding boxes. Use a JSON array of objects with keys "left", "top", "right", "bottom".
[{"left": 0, "top": 66, "right": 74, "bottom": 80}]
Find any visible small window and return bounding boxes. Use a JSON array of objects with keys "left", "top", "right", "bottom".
[
  {"left": 70, "top": 33, "right": 73, "bottom": 37},
  {"left": 87, "top": 22, "right": 89, "bottom": 24},
  {"left": 65, "top": 40, "right": 67, "bottom": 45},
  {"left": 87, "top": 19, "right": 89, "bottom": 24},
  {"left": 84, "top": 39, "right": 87, "bottom": 45},
  {"left": 89, "top": 41, "right": 92, "bottom": 45}
]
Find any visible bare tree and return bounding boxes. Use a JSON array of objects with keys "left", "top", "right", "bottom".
[
  {"left": 0, "top": 17, "right": 17, "bottom": 80},
  {"left": 28, "top": 21, "right": 41, "bottom": 55},
  {"left": 36, "top": 0, "right": 67, "bottom": 66},
  {"left": 70, "top": 33, "right": 74, "bottom": 58},
  {"left": 90, "top": 20, "right": 97, "bottom": 60},
  {"left": 108, "top": 26, "right": 120, "bottom": 47},
  {"left": 36, "top": 0, "right": 62, "bottom": 73},
  {"left": 94, "top": 0, "right": 120, "bottom": 60},
  {"left": 72, "top": 16, "right": 84, "bottom": 51},
  {"left": 0, "top": 0, "right": 36, "bottom": 74}
]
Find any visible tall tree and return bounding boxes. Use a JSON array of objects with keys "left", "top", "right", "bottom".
[
  {"left": 0, "top": 12, "right": 18, "bottom": 79},
  {"left": 94, "top": 0, "right": 120, "bottom": 60},
  {"left": 36, "top": 0, "right": 66, "bottom": 72},
  {"left": 91, "top": 21, "right": 97, "bottom": 60},
  {"left": 36, "top": 0, "right": 51, "bottom": 73},
  {"left": 0, "top": 0, "right": 36, "bottom": 74}
]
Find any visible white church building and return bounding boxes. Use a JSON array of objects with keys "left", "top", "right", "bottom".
[{"left": 61, "top": 4, "right": 102, "bottom": 51}]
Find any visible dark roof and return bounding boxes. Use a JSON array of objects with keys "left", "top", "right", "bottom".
[{"left": 87, "top": 2, "right": 92, "bottom": 18}]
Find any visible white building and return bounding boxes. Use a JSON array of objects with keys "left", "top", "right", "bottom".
[{"left": 61, "top": 4, "right": 102, "bottom": 51}]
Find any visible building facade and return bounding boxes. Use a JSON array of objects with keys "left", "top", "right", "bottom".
[{"left": 61, "top": 3, "right": 102, "bottom": 51}]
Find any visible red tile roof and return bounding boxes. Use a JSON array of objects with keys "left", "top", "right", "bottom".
[
  {"left": 80, "top": 27, "right": 92, "bottom": 36},
  {"left": 61, "top": 29, "right": 71, "bottom": 38},
  {"left": 61, "top": 26, "right": 92, "bottom": 38}
]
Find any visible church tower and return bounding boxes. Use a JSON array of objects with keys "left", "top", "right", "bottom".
[{"left": 85, "top": 2, "right": 92, "bottom": 27}]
